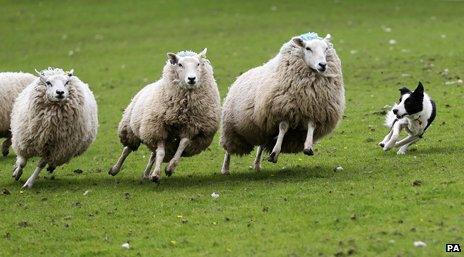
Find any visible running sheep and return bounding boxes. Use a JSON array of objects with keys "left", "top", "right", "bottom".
[
  {"left": 0, "top": 72, "right": 37, "bottom": 157},
  {"left": 11, "top": 68, "right": 98, "bottom": 188},
  {"left": 220, "top": 32, "right": 345, "bottom": 174},
  {"left": 109, "top": 49, "right": 221, "bottom": 181}
]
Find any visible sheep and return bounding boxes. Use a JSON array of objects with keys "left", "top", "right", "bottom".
[
  {"left": 0, "top": 72, "right": 37, "bottom": 157},
  {"left": 10, "top": 68, "right": 98, "bottom": 188},
  {"left": 220, "top": 32, "right": 345, "bottom": 174},
  {"left": 109, "top": 49, "right": 221, "bottom": 181}
]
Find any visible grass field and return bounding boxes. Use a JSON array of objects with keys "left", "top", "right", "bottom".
[{"left": 1, "top": 0, "right": 464, "bottom": 256}]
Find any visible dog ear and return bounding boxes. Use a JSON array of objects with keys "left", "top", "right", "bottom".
[
  {"left": 414, "top": 81, "right": 424, "bottom": 93},
  {"left": 399, "top": 87, "right": 411, "bottom": 95}
]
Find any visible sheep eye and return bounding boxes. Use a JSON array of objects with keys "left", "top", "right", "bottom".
[{"left": 305, "top": 47, "right": 312, "bottom": 52}]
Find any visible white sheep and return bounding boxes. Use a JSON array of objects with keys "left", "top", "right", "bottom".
[
  {"left": 0, "top": 72, "right": 37, "bottom": 157},
  {"left": 220, "top": 32, "right": 345, "bottom": 174},
  {"left": 10, "top": 68, "right": 98, "bottom": 188},
  {"left": 109, "top": 49, "right": 221, "bottom": 181}
]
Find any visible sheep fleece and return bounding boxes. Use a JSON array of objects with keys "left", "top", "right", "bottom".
[
  {"left": 118, "top": 59, "right": 221, "bottom": 160},
  {"left": 11, "top": 76, "right": 98, "bottom": 166},
  {"left": 221, "top": 40, "right": 345, "bottom": 155},
  {"left": 0, "top": 72, "right": 36, "bottom": 138}
]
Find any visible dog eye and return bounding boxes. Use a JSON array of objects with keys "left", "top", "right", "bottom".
[
  {"left": 197, "top": 63, "right": 200, "bottom": 67},
  {"left": 305, "top": 47, "right": 312, "bottom": 52},
  {"left": 178, "top": 63, "right": 183, "bottom": 68},
  {"left": 65, "top": 81, "right": 69, "bottom": 86},
  {"left": 46, "top": 81, "right": 52, "bottom": 86}
]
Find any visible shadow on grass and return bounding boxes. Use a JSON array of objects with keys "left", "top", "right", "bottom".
[{"left": 3, "top": 164, "right": 338, "bottom": 193}]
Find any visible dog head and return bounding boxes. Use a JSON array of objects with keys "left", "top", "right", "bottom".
[{"left": 392, "top": 82, "right": 425, "bottom": 118}]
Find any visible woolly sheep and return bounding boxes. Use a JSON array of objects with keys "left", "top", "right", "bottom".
[
  {"left": 0, "top": 72, "right": 37, "bottom": 157},
  {"left": 220, "top": 32, "right": 345, "bottom": 174},
  {"left": 11, "top": 68, "right": 98, "bottom": 188},
  {"left": 109, "top": 49, "right": 221, "bottom": 181}
]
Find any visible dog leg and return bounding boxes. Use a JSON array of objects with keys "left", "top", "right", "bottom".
[
  {"left": 149, "top": 142, "right": 165, "bottom": 182},
  {"left": 383, "top": 122, "right": 402, "bottom": 151},
  {"left": 253, "top": 145, "right": 264, "bottom": 172},
  {"left": 268, "top": 121, "right": 289, "bottom": 163},
  {"left": 109, "top": 147, "right": 132, "bottom": 176},
  {"left": 396, "top": 136, "right": 420, "bottom": 155},
  {"left": 379, "top": 129, "right": 393, "bottom": 148},
  {"left": 165, "top": 138, "right": 190, "bottom": 176},
  {"left": 221, "top": 152, "right": 231, "bottom": 175},
  {"left": 303, "top": 121, "right": 315, "bottom": 156}
]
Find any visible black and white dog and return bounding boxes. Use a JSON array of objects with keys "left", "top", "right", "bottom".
[{"left": 379, "top": 82, "right": 436, "bottom": 154}]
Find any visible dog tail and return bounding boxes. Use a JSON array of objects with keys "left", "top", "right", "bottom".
[{"left": 385, "top": 107, "right": 397, "bottom": 129}]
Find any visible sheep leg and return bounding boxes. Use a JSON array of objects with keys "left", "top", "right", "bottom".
[
  {"left": 253, "top": 145, "right": 264, "bottom": 172},
  {"left": 383, "top": 122, "right": 402, "bottom": 151},
  {"left": 165, "top": 138, "right": 190, "bottom": 177},
  {"left": 47, "top": 166, "right": 56, "bottom": 174},
  {"left": 396, "top": 137, "right": 421, "bottom": 155},
  {"left": 109, "top": 146, "right": 132, "bottom": 176},
  {"left": 268, "top": 121, "right": 289, "bottom": 163},
  {"left": 142, "top": 152, "right": 156, "bottom": 179},
  {"left": 149, "top": 141, "right": 165, "bottom": 182},
  {"left": 22, "top": 159, "right": 46, "bottom": 188},
  {"left": 2, "top": 137, "right": 12, "bottom": 157},
  {"left": 303, "top": 121, "right": 315, "bottom": 156},
  {"left": 12, "top": 156, "right": 27, "bottom": 181},
  {"left": 221, "top": 152, "right": 231, "bottom": 175}
]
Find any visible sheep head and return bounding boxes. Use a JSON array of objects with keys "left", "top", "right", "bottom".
[
  {"left": 166, "top": 49, "right": 208, "bottom": 89},
  {"left": 292, "top": 33, "right": 332, "bottom": 74}
]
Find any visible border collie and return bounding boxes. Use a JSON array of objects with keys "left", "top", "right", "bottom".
[{"left": 379, "top": 82, "right": 436, "bottom": 154}]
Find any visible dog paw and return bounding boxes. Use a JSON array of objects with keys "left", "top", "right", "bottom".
[
  {"left": 378, "top": 142, "right": 385, "bottom": 148},
  {"left": 397, "top": 149, "right": 407, "bottom": 155}
]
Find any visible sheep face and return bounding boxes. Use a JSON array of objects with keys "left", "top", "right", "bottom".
[
  {"left": 36, "top": 69, "right": 73, "bottom": 102},
  {"left": 292, "top": 34, "right": 331, "bottom": 73},
  {"left": 167, "top": 49, "right": 207, "bottom": 89}
]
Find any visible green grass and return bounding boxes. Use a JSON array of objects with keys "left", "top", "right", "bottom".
[{"left": 1, "top": 0, "right": 464, "bottom": 256}]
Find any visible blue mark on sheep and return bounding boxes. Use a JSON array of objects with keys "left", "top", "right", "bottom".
[{"left": 299, "top": 32, "right": 321, "bottom": 41}]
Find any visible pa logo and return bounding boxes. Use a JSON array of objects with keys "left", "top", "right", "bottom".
[{"left": 446, "top": 244, "right": 461, "bottom": 252}]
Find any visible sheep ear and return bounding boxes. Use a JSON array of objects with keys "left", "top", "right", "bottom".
[
  {"left": 167, "top": 53, "right": 178, "bottom": 65},
  {"left": 198, "top": 48, "right": 207, "bottom": 59},
  {"left": 324, "top": 34, "right": 332, "bottom": 42},
  {"left": 35, "top": 69, "right": 46, "bottom": 83},
  {"left": 67, "top": 69, "right": 74, "bottom": 77},
  {"left": 292, "top": 37, "right": 305, "bottom": 48}
]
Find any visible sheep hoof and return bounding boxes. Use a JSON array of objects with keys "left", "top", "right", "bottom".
[
  {"left": 150, "top": 175, "right": 161, "bottom": 183},
  {"left": 379, "top": 143, "right": 385, "bottom": 148},
  {"left": 303, "top": 148, "right": 314, "bottom": 156},
  {"left": 108, "top": 166, "right": 118, "bottom": 176},
  {"left": 267, "top": 152, "right": 278, "bottom": 163},
  {"left": 47, "top": 166, "right": 55, "bottom": 174},
  {"left": 165, "top": 167, "right": 174, "bottom": 177},
  {"left": 13, "top": 168, "right": 23, "bottom": 181}
]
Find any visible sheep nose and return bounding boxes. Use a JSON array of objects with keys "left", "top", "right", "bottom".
[
  {"left": 393, "top": 109, "right": 398, "bottom": 114},
  {"left": 318, "top": 63, "right": 327, "bottom": 71},
  {"left": 56, "top": 90, "right": 65, "bottom": 96},
  {"left": 188, "top": 77, "right": 196, "bottom": 84}
]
